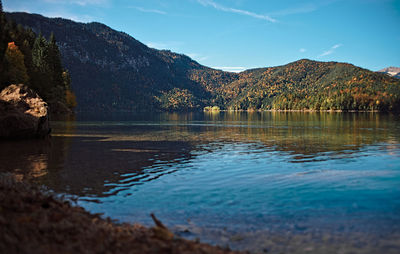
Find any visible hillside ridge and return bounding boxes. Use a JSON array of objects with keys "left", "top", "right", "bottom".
[{"left": 5, "top": 12, "right": 400, "bottom": 112}]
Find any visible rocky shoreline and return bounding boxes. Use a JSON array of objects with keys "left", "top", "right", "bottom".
[{"left": 0, "top": 174, "right": 242, "bottom": 254}]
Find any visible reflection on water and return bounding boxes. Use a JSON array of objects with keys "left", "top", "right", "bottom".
[
  {"left": 1, "top": 112, "right": 400, "bottom": 252},
  {"left": 0, "top": 139, "right": 51, "bottom": 181}
]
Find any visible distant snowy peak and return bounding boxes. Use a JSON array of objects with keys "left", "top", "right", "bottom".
[{"left": 378, "top": 67, "right": 400, "bottom": 79}]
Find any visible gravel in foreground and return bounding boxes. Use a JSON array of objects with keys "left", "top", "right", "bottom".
[{"left": 0, "top": 174, "right": 242, "bottom": 254}]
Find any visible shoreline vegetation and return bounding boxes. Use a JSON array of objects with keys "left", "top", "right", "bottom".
[
  {"left": 203, "top": 107, "right": 383, "bottom": 113},
  {"left": 0, "top": 174, "right": 242, "bottom": 254}
]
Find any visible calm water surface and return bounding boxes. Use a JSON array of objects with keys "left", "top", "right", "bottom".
[{"left": 1, "top": 112, "right": 400, "bottom": 253}]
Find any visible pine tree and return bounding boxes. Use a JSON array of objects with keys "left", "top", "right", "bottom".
[
  {"left": 48, "top": 32, "right": 63, "bottom": 87},
  {"left": 31, "top": 34, "right": 51, "bottom": 98},
  {"left": 32, "top": 33, "right": 49, "bottom": 72}
]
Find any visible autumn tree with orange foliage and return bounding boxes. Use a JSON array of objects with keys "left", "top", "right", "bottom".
[{"left": 4, "top": 42, "right": 29, "bottom": 84}]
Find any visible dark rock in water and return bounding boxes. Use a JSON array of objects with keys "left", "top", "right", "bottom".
[{"left": 0, "top": 84, "right": 50, "bottom": 139}]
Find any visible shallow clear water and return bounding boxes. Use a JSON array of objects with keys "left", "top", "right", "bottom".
[{"left": 1, "top": 112, "right": 400, "bottom": 252}]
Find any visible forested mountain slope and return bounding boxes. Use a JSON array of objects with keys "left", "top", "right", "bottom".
[
  {"left": 223, "top": 60, "right": 400, "bottom": 111},
  {"left": 6, "top": 12, "right": 236, "bottom": 112},
  {"left": 6, "top": 12, "right": 400, "bottom": 112}
]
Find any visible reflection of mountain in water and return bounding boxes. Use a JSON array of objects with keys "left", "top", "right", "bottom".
[
  {"left": 199, "top": 112, "right": 400, "bottom": 162},
  {"left": 1, "top": 112, "right": 399, "bottom": 254},
  {"left": 0, "top": 112, "right": 399, "bottom": 199},
  {"left": 49, "top": 137, "right": 194, "bottom": 197}
]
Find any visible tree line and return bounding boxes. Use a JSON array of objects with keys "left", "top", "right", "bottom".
[{"left": 218, "top": 60, "right": 400, "bottom": 112}]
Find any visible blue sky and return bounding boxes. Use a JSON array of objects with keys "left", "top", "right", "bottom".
[{"left": 4, "top": 0, "right": 400, "bottom": 72}]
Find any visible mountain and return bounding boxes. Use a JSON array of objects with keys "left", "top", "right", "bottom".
[
  {"left": 5, "top": 12, "right": 400, "bottom": 112},
  {"left": 224, "top": 60, "right": 400, "bottom": 111},
  {"left": 378, "top": 67, "right": 400, "bottom": 79},
  {"left": 5, "top": 12, "right": 236, "bottom": 112}
]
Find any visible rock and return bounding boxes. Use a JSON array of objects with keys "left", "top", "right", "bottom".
[{"left": 0, "top": 84, "right": 50, "bottom": 139}]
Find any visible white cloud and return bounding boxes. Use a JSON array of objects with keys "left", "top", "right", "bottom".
[
  {"left": 197, "top": 0, "right": 276, "bottom": 23},
  {"left": 212, "top": 66, "right": 247, "bottom": 73},
  {"left": 42, "top": 12, "right": 95, "bottom": 22},
  {"left": 2, "top": 6, "right": 32, "bottom": 13},
  {"left": 146, "top": 42, "right": 168, "bottom": 49},
  {"left": 299, "top": 48, "right": 306, "bottom": 53},
  {"left": 146, "top": 41, "right": 184, "bottom": 50},
  {"left": 269, "top": 4, "right": 317, "bottom": 16},
  {"left": 187, "top": 53, "right": 209, "bottom": 62},
  {"left": 43, "top": 0, "right": 108, "bottom": 6},
  {"left": 132, "top": 7, "right": 166, "bottom": 15},
  {"left": 72, "top": 0, "right": 106, "bottom": 6},
  {"left": 268, "top": 1, "right": 343, "bottom": 18},
  {"left": 319, "top": 43, "right": 343, "bottom": 57}
]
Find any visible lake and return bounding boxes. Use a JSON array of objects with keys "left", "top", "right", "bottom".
[{"left": 1, "top": 112, "right": 400, "bottom": 253}]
